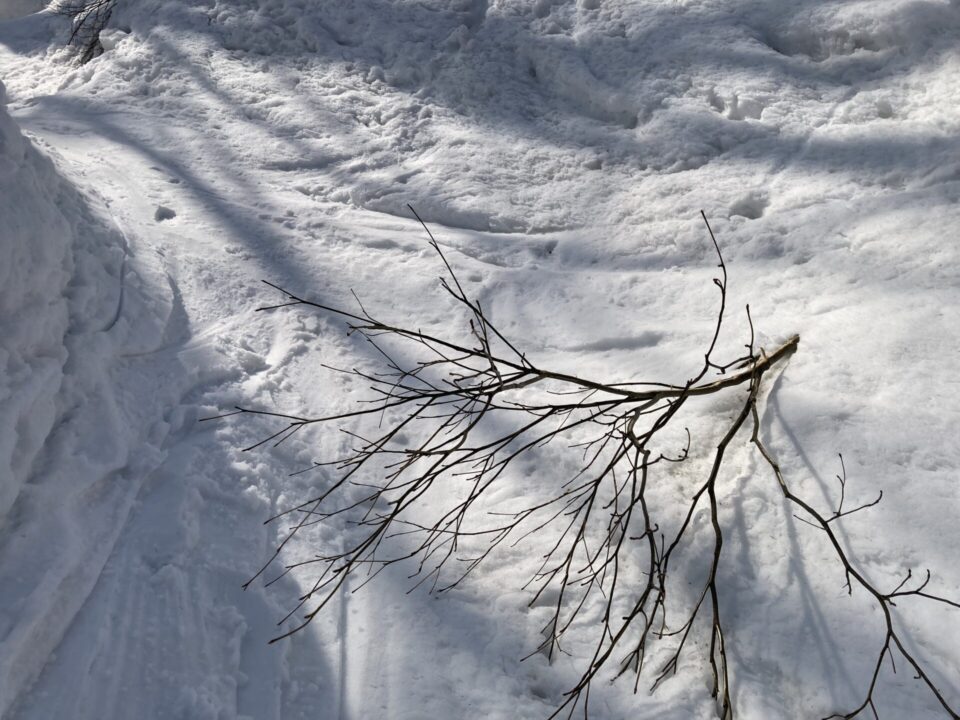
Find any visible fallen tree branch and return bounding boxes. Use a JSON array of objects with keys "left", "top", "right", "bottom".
[{"left": 207, "top": 209, "right": 959, "bottom": 719}]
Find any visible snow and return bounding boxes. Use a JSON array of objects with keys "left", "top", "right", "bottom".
[{"left": 0, "top": 0, "right": 958, "bottom": 718}]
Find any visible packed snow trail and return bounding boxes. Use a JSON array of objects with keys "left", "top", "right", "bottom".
[{"left": 1, "top": 0, "right": 959, "bottom": 718}]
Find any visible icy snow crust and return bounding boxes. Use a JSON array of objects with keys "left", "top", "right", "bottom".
[{"left": 0, "top": 0, "right": 958, "bottom": 718}]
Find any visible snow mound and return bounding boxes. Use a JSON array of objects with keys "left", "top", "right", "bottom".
[
  {"left": 0, "top": 76, "right": 72, "bottom": 519},
  {"left": 0, "top": 81, "right": 188, "bottom": 716}
]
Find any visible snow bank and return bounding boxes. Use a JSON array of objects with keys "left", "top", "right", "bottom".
[
  {"left": 0, "top": 78, "right": 191, "bottom": 716},
  {"left": 0, "top": 76, "right": 72, "bottom": 520}
]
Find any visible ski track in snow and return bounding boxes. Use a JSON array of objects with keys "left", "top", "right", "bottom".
[{"left": 1, "top": 0, "right": 960, "bottom": 718}]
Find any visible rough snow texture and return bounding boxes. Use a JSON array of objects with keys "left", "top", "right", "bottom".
[
  {"left": 0, "top": 73, "right": 191, "bottom": 717},
  {"left": 1, "top": 0, "right": 959, "bottom": 718},
  {"left": 0, "top": 76, "right": 68, "bottom": 520}
]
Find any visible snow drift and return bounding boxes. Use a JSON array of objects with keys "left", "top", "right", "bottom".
[
  {"left": 0, "top": 76, "right": 71, "bottom": 520},
  {"left": 0, "top": 76, "right": 191, "bottom": 716}
]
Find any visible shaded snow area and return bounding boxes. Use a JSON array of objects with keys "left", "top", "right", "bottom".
[{"left": 1, "top": 0, "right": 959, "bottom": 718}]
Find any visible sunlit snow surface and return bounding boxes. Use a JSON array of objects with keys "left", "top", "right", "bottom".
[{"left": 1, "top": 0, "right": 959, "bottom": 718}]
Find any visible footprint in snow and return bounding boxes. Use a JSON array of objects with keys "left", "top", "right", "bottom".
[
  {"left": 155, "top": 205, "right": 177, "bottom": 222},
  {"left": 729, "top": 194, "right": 768, "bottom": 220}
]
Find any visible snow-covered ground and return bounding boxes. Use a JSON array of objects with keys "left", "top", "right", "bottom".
[{"left": 1, "top": 0, "right": 958, "bottom": 718}]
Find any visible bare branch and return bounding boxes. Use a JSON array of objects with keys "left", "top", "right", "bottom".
[{"left": 209, "top": 210, "right": 958, "bottom": 720}]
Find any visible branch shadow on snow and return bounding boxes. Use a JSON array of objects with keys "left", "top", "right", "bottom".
[
  {"left": 11, "top": 90, "right": 582, "bottom": 720},
  {"left": 106, "top": 0, "right": 960, "bottom": 252},
  {"left": 5, "top": 419, "right": 346, "bottom": 720},
  {"left": 763, "top": 373, "right": 960, "bottom": 717}
]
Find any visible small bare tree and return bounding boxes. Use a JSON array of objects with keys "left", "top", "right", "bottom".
[
  {"left": 206, "top": 209, "right": 959, "bottom": 720},
  {"left": 55, "top": 0, "right": 115, "bottom": 63}
]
